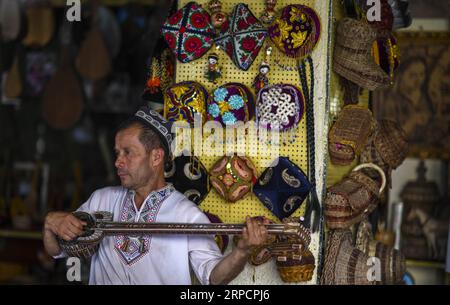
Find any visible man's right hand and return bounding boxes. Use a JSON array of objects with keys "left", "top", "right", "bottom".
[{"left": 44, "top": 212, "right": 87, "bottom": 241}]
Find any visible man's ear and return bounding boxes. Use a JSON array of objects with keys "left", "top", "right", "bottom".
[{"left": 151, "top": 148, "right": 165, "bottom": 167}]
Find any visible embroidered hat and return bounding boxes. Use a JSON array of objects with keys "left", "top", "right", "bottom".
[
  {"left": 207, "top": 83, "right": 255, "bottom": 126},
  {"left": 164, "top": 81, "right": 209, "bottom": 124},
  {"left": 162, "top": 2, "right": 215, "bottom": 63},
  {"left": 164, "top": 155, "right": 210, "bottom": 205},
  {"left": 134, "top": 106, "right": 174, "bottom": 158},
  {"left": 209, "top": 155, "right": 257, "bottom": 203},
  {"left": 256, "top": 84, "right": 305, "bottom": 132},
  {"left": 268, "top": 4, "right": 320, "bottom": 59},
  {"left": 253, "top": 157, "right": 311, "bottom": 221},
  {"left": 214, "top": 3, "right": 267, "bottom": 71}
]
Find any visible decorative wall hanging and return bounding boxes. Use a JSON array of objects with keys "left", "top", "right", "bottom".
[
  {"left": 162, "top": 2, "right": 215, "bottom": 63},
  {"left": 209, "top": 155, "right": 257, "bottom": 203},
  {"left": 214, "top": 3, "right": 267, "bottom": 71},
  {"left": 253, "top": 157, "right": 311, "bottom": 221},
  {"left": 333, "top": 18, "right": 390, "bottom": 91},
  {"left": 324, "top": 163, "right": 386, "bottom": 230},
  {"left": 207, "top": 82, "right": 255, "bottom": 126},
  {"left": 164, "top": 81, "right": 209, "bottom": 124},
  {"left": 164, "top": 156, "right": 210, "bottom": 205},
  {"left": 328, "top": 105, "right": 376, "bottom": 166}
]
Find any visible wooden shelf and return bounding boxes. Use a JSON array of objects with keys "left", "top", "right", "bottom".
[
  {"left": 0, "top": 229, "right": 42, "bottom": 240},
  {"left": 406, "top": 259, "right": 446, "bottom": 269}
]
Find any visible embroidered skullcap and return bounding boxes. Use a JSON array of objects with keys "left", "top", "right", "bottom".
[{"left": 134, "top": 106, "right": 174, "bottom": 158}]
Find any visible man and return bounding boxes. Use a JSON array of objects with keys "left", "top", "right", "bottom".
[{"left": 43, "top": 107, "right": 269, "bottom": 285}]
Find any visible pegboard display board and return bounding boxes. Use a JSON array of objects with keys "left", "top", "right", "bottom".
[{"left": 173, "top": 0, "right": 333, "bottom": 284}]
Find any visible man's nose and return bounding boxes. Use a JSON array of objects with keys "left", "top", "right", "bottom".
[{"left": 115, "top": 155, "right": 124, "bottom": 168}]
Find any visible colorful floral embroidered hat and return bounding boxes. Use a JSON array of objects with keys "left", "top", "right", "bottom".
[
  {"left": 164, "top": 81, "right": 209, "bottom": 124},
  {"left": 162, "top": 2, "right": 215, "bottom": 63},
  {"left": 207, "top": 83, "right": 255, "bottom": 126},
  {"left": 268, "top": 4, "right": 320, "bottom": 59},
  {"left": 256, "top": 84, "right": 305, "bottom": 132},
  {"left": 164, "top": 155, "right": 210, "bottom": 205},
  {"left": 214, "top": 3, "right": 267, "bottom": 71},
  {"left": 253, "top": 157, "right": 311, "bottom": 221},
  {"left": 209, "top": 155, "right": 257, "bottom": 203}
]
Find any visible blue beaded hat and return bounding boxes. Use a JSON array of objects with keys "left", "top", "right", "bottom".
[{"left": 253, "top": 157, "right": 311, "bottom": 220}]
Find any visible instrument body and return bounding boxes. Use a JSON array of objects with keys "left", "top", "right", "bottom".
[{"left": 58, "top": 211, "right": 311, "bottom": 259}]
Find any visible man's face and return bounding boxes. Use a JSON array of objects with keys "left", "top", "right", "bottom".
[{"left": 114, "top": 125, "right": 155, "bottom": 190}]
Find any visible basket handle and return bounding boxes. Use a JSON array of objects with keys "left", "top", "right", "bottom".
[{"left": 352, "top": 163, "right": 386, "bottom": 195}]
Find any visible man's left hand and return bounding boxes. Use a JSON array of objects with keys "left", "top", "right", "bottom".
[{"left": 236, "top": 216, "right": 270, "bottom": 255}]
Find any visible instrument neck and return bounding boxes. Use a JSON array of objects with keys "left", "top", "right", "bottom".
[{"left": 96, "top": 222, "right": 290, "bottom": 235}]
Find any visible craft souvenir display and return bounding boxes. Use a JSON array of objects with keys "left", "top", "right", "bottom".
[
  {"left": 322, "top": 229, "right": 374, "bottom": 285},
  {"left": 267, "top": 4, "right": 321, "bottom": 232},
  {"left": 214, "top": 3, "right": 267, "bottom": 71},
  {"left": 204, "top": 211, "right": 229, "bottom": 254},
  {"left": 324, "top": 163, "right": 386, "bottom": 229},
  {"left": 162, "top": 2, "right": 215, "bottom": 63},
  {"left": 209, "top": 155, "right": 257, "bottom": 203},
  {"left": 205, "top": 52, "right": 222, "bottom": 84},
  {"left": 164, "top": 81, "right": 209, "bottom": 124},
  {"left": 333, "top": 18, "right": 390, "bottom": 91},
  {"left": 22, "top": 1, "right": 55, "bottom": 48},
  {"left": 328, "top": 105, "right": 376, "bottom": 166},
  {"left": 253, "top": 157, "right": 311, "bottom": 221},
  {"left": 207, "top": 82, "right": 255, "bottom": 126},
  {"left": 208, "top": 0, "right": 227, "bottom": 29},
  {"left": 355, "top": 219, "right": 406, "bottom": 284},
  {"left": 164, "top": 156, "right": 210, "bottom": 205},
  {"left": 256, "top": 84, "right": 305, "bottom": 133}
]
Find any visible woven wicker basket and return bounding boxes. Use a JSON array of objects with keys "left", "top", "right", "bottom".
[
  {"left": 325, "top": 163, "right": 386, "bottom": 229},
  {"left": 329, "top": 105, "right": 376, "bottom": 166}
]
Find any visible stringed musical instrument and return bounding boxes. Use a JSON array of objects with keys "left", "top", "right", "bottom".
[{"left": 58, "top": 211, "right": 311, "bottom": 260}]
